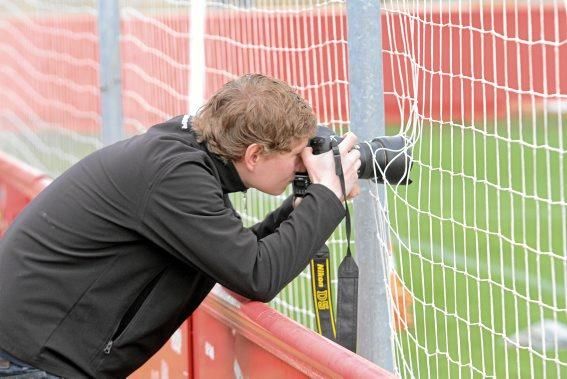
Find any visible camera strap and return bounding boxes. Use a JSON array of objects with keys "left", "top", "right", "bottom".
[
  {"left": 297, "top": 141, "right": 359, "bottom": 352},
  {"left": 309, "top": 245, "right": 336, "bottom": 340},
  {"left": 331, "top": 142, "right": 359, "bottom": 353}
]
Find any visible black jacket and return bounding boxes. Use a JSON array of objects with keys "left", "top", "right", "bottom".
[{"left": 0, "top": 116, "right": 345, "bottom": 378}]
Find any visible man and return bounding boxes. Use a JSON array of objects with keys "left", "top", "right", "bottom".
[{"left": 0, "top": 74, "right": 361, "bottom": 378}]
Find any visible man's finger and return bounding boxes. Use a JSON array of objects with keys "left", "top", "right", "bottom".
[
  {"left": 338, "top": 132, "right": 358, "bottom": 155},
  {"left": 300, "top": 146, "right": 317, "bottom": 166},
  {"left": 346, "top": 183, "right": 361, "bottom": 200},
  {"left": 342, "top": 149, "right": 361, "bottom": 172}
]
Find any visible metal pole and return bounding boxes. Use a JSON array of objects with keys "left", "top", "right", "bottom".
[
  {"left": 98, "top": 0, "right": 123, "bottom": 145},
  {"left": 189, "top": 0, "right": 207, "bottom": 115},
  {"left": 346, "top": 0, "right": 394, "bottom": 371}
]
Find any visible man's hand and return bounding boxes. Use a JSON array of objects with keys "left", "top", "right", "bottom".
[{"left": 301, "top": 132, "right": 361, "bottom": 202}]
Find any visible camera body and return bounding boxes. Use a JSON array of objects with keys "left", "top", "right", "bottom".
[{"left": 293, "top": 125, "right": 412, "bottom": 197}]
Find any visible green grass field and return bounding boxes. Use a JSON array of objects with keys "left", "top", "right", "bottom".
[{"left": 388, "top": 114, "right": 567, "bottom": 378}]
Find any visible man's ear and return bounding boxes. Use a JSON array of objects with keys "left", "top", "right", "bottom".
[{"left": 242, "top": 143, "right": 264, "bottom": 171}]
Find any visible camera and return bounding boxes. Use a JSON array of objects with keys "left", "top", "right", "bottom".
[{"left": 293, "top": 125, "right": 413, "bottom": 197}]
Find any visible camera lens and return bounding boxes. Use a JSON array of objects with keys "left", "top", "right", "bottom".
[
  {"left": 308, "top": 125, "right": 412, "bottom": 185},
  {"left": 356, "top": 136, "right": 412, "bottom": 184}
]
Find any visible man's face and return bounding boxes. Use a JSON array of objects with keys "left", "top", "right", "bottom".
[{"left": 252, "top": 138, "right": 308, "bottom": 195}]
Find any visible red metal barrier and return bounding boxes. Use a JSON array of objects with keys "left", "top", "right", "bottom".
[
  {"left": 0, "top": 151, "right": 52, "bottom": 236},
  {"left": 129, "top": 321, "right": 192, "bottom": 378},
  {"left": 193, "top": 286, "right": 394, "bottom": 379}
]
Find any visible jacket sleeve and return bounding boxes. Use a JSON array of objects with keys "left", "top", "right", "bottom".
[
  {"left": 139, "top": 160, "right": 344, "bottom": 302},
  {"left": 248, "top": 195, "right": 294, "bottom": 239}
]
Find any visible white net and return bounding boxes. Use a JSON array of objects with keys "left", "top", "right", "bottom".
[
  {"left": 382, "top": 1, "right": 567, "bottom": 378},
  {"left": 1, "top": 1, "right": 566, "bottom": 378},
  {"left": 0, "top": 0, "right": 100, "bottom": 177}
]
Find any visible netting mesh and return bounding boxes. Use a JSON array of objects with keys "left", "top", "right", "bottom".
[
  {"left": 382, "top": 1, "right": 567, "bottom": 377},
  {"left": 0, "top": 1, "right": 100, "bottom": 176}
]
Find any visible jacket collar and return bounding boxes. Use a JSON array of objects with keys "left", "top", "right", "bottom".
[
  {"left": 208, "top": 152, "right": 248, "bottom": 193},
  {"left": 185, "top": 116, "right": 247, "bottom": 193}
]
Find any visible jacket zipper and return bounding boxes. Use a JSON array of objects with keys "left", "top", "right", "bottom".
[
  {"left": 103, "top": 341, "right": 113, "bottom": 355},
  {"left": 103, "top": 269, "right": 166, "bottom": 355}
]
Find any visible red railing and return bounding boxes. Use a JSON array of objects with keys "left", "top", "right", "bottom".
[{"left": 0, "top": 151, "right": 52, "bottom": 236}]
